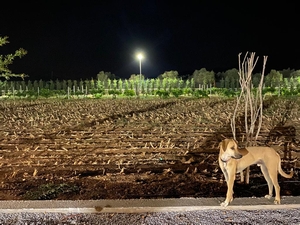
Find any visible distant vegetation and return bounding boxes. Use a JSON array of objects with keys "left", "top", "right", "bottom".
[
  {"left": 0, "top": 73, "right": 299, "bottom": 99},
  {"left": 1, "top": 36, "right": 300, "bottom": 99}
]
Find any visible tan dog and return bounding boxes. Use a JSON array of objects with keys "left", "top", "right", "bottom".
[{"left": 219, "top": 139, "right": 293, "bottom": 207}]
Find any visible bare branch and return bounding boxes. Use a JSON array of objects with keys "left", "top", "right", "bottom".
[
  {"left": 231, "top": 52, "right": 268, "bottom": 146},
  {"left": 255, "top": 56, "right": 268, "bottom": 140}
]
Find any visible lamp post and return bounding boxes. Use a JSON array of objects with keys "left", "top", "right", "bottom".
[{"left": 137, "top": 53, "right": 143, "bottom": 96}]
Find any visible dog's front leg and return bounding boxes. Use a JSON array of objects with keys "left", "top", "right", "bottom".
[
  {"left": 221, "top": 164, "right": 236, "bottom": 207},
  {"left": 219, "top": 158, "right": 228, "bottom": 182}
]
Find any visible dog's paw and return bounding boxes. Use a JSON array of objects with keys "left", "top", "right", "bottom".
[
  {"left": 264, "top": 194, "right": 272, "bottom": 199},
  {"left": 220, "top": 201, "right": 229, "bottom": 207},
  {"left": 274, "top": 199, "right": 280, "bottom": 205}
]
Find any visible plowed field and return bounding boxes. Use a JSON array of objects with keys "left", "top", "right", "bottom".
[{"left": 0, "top": 97, "right": 299, "bottom": 200}]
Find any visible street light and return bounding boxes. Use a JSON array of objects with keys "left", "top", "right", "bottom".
[
  {"left": 136, "top": 53, "right": 143, "bottom": 96},
  {"left": 137, "top": 53, "right": 143, "bottom": 75}
]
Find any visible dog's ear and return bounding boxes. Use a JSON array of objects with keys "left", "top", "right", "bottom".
[
  {"left": 218, "top": 140, "right": 222, "bottom": 148},
  {"left": 233, "top": 139, "right": 239, "bottom": 149},
  {"left": 219, "top": 139, "right": 228, "bottom": 152},
  {"left": 218, "top": 139, "right": 225, "bottom": 148},
  {"left": 223, "top": 139, "right": 230, "bottom": 151}
]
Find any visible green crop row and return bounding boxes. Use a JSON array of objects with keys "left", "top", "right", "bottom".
[{"left": 0, "top": 78, "right": 300, "bottom": 99}]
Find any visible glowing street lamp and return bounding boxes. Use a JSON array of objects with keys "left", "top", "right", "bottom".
[
  {"left": 137, "top": 53, "right": 143, "bottom": 76},
  {"left": 136, "top": 53, "right": 144, "bottom": 96}
]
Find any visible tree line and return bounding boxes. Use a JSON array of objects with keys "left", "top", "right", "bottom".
[
  {"left": 1, "top": 69, "right": 300, "bottom": 98},
  {"left": 1, "top": 36, "right": 300, "bottom": 97}
]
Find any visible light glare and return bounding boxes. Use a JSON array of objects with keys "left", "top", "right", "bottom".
[{"left": 137, "top": 53, "right": 143, "bottom": 60}]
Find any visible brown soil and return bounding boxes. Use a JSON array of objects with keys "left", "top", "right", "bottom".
[{"left": 0, "top": 97, "right": 299, "bottom": 200}]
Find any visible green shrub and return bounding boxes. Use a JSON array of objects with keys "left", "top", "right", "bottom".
[
  {"left": 262, "top": 87, "right": 276, "bottom": 95},
  {"left": 108, "top": 90, "right": 122, "bottom": 99},
  {"left": 90, "top": 88, "right": 104, "bottom": 95},
  {"left": 171, "top": 88, "right": 183, "bottom": 98},
  {"left": 183, "top": 88, "right": 193, "bottom": 96},
  {"left": 39, "top": 89, "right": 54, "bottom": 98},
  {"left": 155, "top": 90, "right": 169, "bottom": 98},
  {"left": 280, "top": 88, "right": 299, "bottom": 96},
  {"left": 209, "top": 87, "right": 225, "bottom": 96},
  {"left": 55, "top": 90, "right": 67, "bottom": 95},
  {"left": 193, "top": 89, "right": 209, "bottom": 98},
  {"left": 217, "top": 88, "right": 239, "bottom": 97},
  {"left": 15, "top": 91, "right": 27, "bottom": 97},
  {"left": 25, "top": 90, "right": 38, "bottom": 98},
  {"left": 123, "top": 89, "right": 135, "bottom": 97},
  {"left": 75, "top": 90, "right": 84, "bottom": 96},
  {"left": 94, "top": 93, "right": 103, "bottom": 98}
]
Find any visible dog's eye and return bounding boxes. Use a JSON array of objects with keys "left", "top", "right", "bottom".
[{"left": 231, "top": 147, "right": 235, "bottom": 150}]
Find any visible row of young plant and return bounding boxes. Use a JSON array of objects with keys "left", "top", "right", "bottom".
[
  {"left": 0, "top": 78, "right": 204, "bottom": 98},
  {"left": 1, "top": 77, "right": 300, "bottom": 99}
]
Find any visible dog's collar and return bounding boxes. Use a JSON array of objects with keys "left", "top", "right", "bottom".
[
  {"left": 221, "top": 156, "right": 238, "bottom": 163},
  {"left": 221, "top": 159, "right": 230, "bottom": 163}
]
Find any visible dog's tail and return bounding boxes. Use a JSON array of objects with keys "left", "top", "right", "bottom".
[{"left": 278, "top": 156, "right": 294, "bottom": 178}]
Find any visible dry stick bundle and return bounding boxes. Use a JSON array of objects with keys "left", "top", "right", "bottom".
[
  {"left": 231, "top": 52, "right": 268, "bottom": 147},
  {"left": 230, "top": 52, "right": 268, "bottom": 184}
]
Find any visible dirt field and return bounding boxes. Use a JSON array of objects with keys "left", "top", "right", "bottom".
[{"left": 0, "top": 97, "right": 299, "bottom": 200}]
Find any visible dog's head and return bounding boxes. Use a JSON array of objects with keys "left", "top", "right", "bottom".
[{"left": 219, "top": 139, "right": 243, "bottom": 162}]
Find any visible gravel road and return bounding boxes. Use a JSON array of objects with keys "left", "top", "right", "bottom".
[{"left": 0, "top": 209, "right": 299, "bottom": 225}]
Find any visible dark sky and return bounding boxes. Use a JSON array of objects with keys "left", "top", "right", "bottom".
[{"left": 1, "top": 1, "right": 299, "bottom": 81}]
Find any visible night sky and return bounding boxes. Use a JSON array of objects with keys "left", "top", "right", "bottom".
[{"left": 1, "top": 1, "right": 298, "bottom": 81}]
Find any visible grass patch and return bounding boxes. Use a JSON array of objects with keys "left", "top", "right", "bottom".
[{"left": 23, "top": 183, "right": 80, "bottom": 200}]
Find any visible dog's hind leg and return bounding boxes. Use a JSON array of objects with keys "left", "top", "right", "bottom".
[
  {"left": 268, "top": 167, "right": 281, "bottom": 204},
  {"left": 240, "top": 171, "right": 244, "bottom": 183},
  {"left": 240, "top": 167, "right": 250, "bottom": 184},
  {"left": 244, "top": 167, "right": 250, "bottom": 184},
  {"left": 260, "top": 164, "right": 274, "bottom": 200}
]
